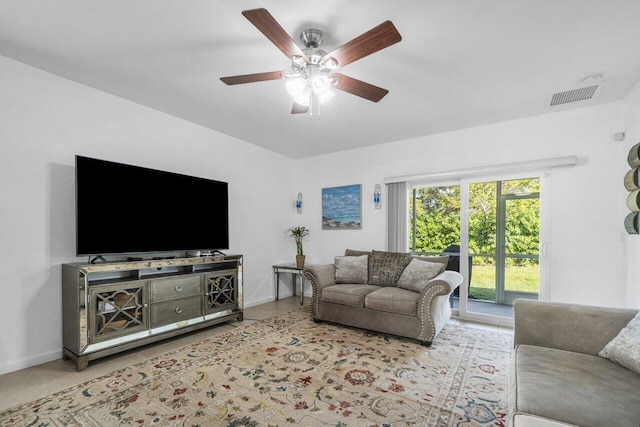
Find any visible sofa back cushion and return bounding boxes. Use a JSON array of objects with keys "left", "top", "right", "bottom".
[
  {"left": 343, "top": 249, "right": 447, "bottom": 287},
  {"left": 334, "top": 255, "right": 369, "bottom": 284},
  {"left": 344, "top": 249, "right": 371, "bottom": 257},
  {"left": 397, "top": 258, "right": 446, "bottom": 293},
  {"left": 368, "top": 250, "right": 413, "bottom": 286}
]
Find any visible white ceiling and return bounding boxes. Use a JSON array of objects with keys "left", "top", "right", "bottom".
[{"left": 2, "top": 1, "right": 640, "bottom": 158}]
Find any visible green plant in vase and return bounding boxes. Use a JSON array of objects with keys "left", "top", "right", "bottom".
[{"left": 286, "top": 226, "right": 309, "bottom": 268}]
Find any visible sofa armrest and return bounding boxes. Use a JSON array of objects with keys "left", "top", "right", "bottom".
[
  {"left": 423, "top": 270, "right": 463, "bottom": 295},
  {"left": 303, "top": 264, "right": 335, "bottom": 290},
  {"left": 416, "top": 271, "right": 462, "bottom": 337},
  {"left": 513, "top": 299, "right": 638, "bottom": 356},
  {"left": 303, "top": 264, "right": 336, "bottom": 318},
  {"left": 416, "top": 271, "right": 462, "bottom": 316}
]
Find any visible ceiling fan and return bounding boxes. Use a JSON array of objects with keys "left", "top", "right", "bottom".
[{"left": 220, "top": 8, "right": 402, "bottom": 115}]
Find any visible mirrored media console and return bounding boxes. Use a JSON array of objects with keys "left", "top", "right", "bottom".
[{"left": 62, "top": 255, "right": 243, "bottom": 370}]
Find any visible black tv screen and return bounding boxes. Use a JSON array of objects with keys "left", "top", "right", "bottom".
[{"left": 75, "top": 155, "right": 229, "bottom": 256}]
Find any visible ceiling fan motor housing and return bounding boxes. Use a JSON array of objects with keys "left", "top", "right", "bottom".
[{"left": 300, "top": 29, "right": 323, "bottom": 48}]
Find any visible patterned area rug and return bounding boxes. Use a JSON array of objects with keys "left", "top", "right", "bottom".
[{"left": 0, "top": 308, "right": 512, "bottom": 426}]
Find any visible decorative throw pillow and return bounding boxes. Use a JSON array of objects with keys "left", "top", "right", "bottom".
[
  {"left": 397, "top": 258, "right": 446, "bottom": 293},
  {"left": 344, "top": 249, "right": 372, "bottom": 257},
  {"left": 598, "top": 311, "right": 640, "bottom": 375},
  {"left": 345, "top": 249, "right": 373, "bottom": 282},
  {"left": 368, "top": 250, "right": 413, "bottom": 286},
  {"left": 334, "top": 255, "right": 369, "bottom": 284},
  {"left": 413, "top": 255, "right": 449, "bottom": 267}
]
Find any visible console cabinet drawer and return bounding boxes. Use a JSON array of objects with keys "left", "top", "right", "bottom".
[
  {"left": 150, "top": 295, "right": 202, "bottom": 327},
  {"left": 151, "top": 276, "right": 201, "bottom": 303}
]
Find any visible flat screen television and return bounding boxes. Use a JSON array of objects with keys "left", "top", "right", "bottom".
[{"left": 75, "top": 155, "right": 229, "bottom": 257}]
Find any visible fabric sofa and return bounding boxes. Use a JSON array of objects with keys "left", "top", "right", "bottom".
[
  {"left": 510, "top": 299, "right": 640, "bottom": 427},
  {"left": 302, "top": 249, "right": 463, "bottom": 345}
]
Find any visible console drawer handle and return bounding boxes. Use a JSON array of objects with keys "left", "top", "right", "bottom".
[
  {"left": 175, "top": 307, "right": 183, "bottom": 314},
  {"left": 175, "top": 285, "right": 183, "bottom": 292}
]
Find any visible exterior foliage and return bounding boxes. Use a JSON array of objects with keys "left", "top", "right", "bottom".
[{"left": 410, "top": 178, "right": 539, "bottom": 267}]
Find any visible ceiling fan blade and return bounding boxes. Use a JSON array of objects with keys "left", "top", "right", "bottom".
[
  {"left": 322, "top": 21, "right": 401, "bottom": 68},
  {"left": 291, "top": 102, "right": 309, "bottom": 114},
  {"left": 332, "top": 73, "right": 389, "bottom": 102},
  {"left": 220, "top": 71, "right": 283, "bottom": 85},
  {"left": 242, "top": 8, "right": 308, "bottom": 62}
]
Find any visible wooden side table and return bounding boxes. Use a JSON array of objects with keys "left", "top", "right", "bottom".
[{"left": 272, "top": 263, "right": 313, "bottom": 305}]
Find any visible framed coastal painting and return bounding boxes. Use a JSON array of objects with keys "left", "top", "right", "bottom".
[{"left": 322, "top": 184, "right": 362, "bottom": 229}]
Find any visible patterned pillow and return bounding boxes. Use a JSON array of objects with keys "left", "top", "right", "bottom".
[
  {"left": 368, "top": 250, "right": 413, "bottom": 286},
  {"left": 598, "top": 311, "right": 640, "bottom": 374},
  {"left": 334, "top": 255, "right": 369, "bottom": 284},
  {"left": 344, "top": 249, "right": 371, "bottom": 257},
  {"left": 397, "top": 258, "right": 447, "bottom": 293}
]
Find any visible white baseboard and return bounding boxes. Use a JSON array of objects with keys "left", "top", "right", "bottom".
[
  {"left": 0, "top": 349, "right": 63, "bottom": 375},
  {"left": 244, "top": 292, "right": 312, "bottom": 308},
  {"left": 2, "top": 295, "right": 313, "bottom": 375},
  {"left": 244, "top": 295, "right": 275, "bottom": 307}
]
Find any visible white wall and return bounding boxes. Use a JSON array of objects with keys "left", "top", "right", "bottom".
[
  {"left": 295, "top": 101, "right": 634, "bottom": 309},
  {"left": 0, "top": 56, "right": 298, "bottom": 374}
]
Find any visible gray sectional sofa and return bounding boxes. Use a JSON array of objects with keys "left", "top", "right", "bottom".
[
  {"left": 510, "top": 299, "right": 640, "bottom": 427},
  {"left": 303, "top": 249, "right": 463, "bottom": 345}
]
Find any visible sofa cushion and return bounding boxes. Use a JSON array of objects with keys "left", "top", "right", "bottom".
[
  {"left": 364, "top": 287, "right": 419, "bottom": 315},
  {"left": 344, "top": 249, "right": 371, "bottom": 257},
  {"left": 413, "top": 255, "right": 449, "bottom": 266},
  {"left": 397, "top": 258, "right": 446, "bottom": 293},
  {"left": 598, "top": 311, "right": 640, "bottom": 374},
  {"left": 322, "top": 284, "right": 381, "bottom": 308},
  {"left": 334, "top": 255, "right": 368, "bottom": 284},
  {"left": 368, "top": 250, "right": 413, "bottom": 286},
  {"left": 511, "top": 344, "right": 640, "bottom": 427}
]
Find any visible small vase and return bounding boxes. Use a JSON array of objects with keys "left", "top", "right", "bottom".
[{"left": 296, "top": 255, "right": 306, "bottom": 268}]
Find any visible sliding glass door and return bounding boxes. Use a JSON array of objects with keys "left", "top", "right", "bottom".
[{"left": 410, "top": 176, "right": 542, "bottom": 323}]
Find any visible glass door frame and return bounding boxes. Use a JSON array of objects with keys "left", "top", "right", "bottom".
[{"left": 457, "top": 171, "right": 549, "bottom": 326}]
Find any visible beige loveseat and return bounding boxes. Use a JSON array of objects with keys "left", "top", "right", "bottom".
[
  {"left": 510, "top": 299, "right": 640, "bottom": 427},
  {"left": 303, "top": 249, "right": 463, "bottom": 345}
]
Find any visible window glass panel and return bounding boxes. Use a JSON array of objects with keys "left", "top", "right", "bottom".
[
  {"left": 469, "top": 255, "right": 496, "bottom": 302},
  {"left": 410, "top": 185, "right": 460, "bottom": 254},
  {"left": 505, "top": 259, "right": 539, "bottom": 293},
  {"left": 468, "top": 181, "right": 497, "bottom": 303}
]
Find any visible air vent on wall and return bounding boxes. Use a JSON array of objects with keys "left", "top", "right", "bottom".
[{"left": 548, "top": 84, "right": 600, "bottom": 107}]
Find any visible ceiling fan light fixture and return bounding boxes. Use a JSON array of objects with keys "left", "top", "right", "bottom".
[
  {"left": 324, "top": 57, "right": 339, "bottom": 70},
  {"left": 311, "top": 74, "right": 331, "bottom": 95},
  {"left": 286, "top": 77, "right": 307, "bottom": 97},
  {"left": 294, "top": 91, "right": 311, "bottom": 107}
]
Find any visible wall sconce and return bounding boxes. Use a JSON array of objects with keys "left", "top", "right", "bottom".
[
  {"left": 296, "top": 192, "right": 303, "bottom": 214},
  {"left": 374, "top": 184, "right": 382, "bottom": 209}
]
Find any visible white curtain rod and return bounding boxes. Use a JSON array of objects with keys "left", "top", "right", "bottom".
[{"left": 383, "top": 155, "right": 578, "bottom": 185}]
